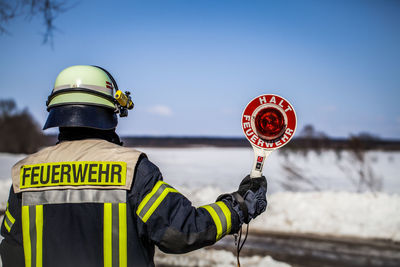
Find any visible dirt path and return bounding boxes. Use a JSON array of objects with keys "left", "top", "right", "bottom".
[{"left": 211, "top": 230, "right": 400, "bottom": 267}]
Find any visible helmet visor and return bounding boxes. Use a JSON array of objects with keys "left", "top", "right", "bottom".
[{"left": 43, "top": 105, "right": 118, "bottom": 130}]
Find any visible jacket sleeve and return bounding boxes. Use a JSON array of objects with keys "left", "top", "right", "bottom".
[
  {"left": 128, "top": 156, "right": 241, "bottom": 254},
  {"left": 0, "top": 186, "right": 25, "bottom": 267}
]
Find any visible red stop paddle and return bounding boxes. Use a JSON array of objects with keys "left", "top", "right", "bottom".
[{"left": 241, "top": 94, "right": 297, "bottom": 178}]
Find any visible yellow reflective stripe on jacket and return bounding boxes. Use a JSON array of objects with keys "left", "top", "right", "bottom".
[
  {"left": 119, "top": 203, "right": 127, "bottom": 267},
  {"left": 36, "top": 206, "right": 43, "bottom": 267},
  {"left": 104, "top": 203, "right": 112, "bottom": 267},
  {"left": 200, "top": 201, "right": 231, "bottom": 240},
  {"left": 136, "top": 181, "right": 179, "bottom": 223},
  {"left": 22, "top": 205, "right": 43, "bottom": 267},
  {"left": 22, "top": 206, "right": 31, "bottom": 267},
  {"left": 3, "top": 218, "right": 11, "bottom": 232},
  {"left": 103, "top": 203, "right": 127, "bottom": 267},
  {"left": 4, "top": 202, "right": 15, "bottom": 232}
]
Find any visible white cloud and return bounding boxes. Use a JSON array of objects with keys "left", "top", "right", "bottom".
[{"left": 147, "top": 105, "right": 173, "bottom": 117}]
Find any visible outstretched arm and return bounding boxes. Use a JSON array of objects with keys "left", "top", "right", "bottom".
[{"left": 129, "top": 157, "right": 267, "bottom": 254}]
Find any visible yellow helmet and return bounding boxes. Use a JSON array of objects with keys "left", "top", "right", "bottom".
[{"left": 44, "top": 65, "right": 119, "bottom": 130}]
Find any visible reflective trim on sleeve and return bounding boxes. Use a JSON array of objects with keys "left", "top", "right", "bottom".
[
  {"left": 216, "top": 201, "right": 232, "bottom": 234},
  {"left": 103, "top": 203, "right": 127, "bottom": 267},
  {"left": 200, "top": 201, "right": 232, "bottom": 240},
  {"left": 4, "top": 202, "right": 15, "bottom": 232},
  {"left": 4, "top": 217, "right": 11, "bottom": 232},
  {"left": 136, "top": 181, "right": 179, "bottom": 223},
  {"left": 22, "top": 205, "right": 43, "bottom": 267}
]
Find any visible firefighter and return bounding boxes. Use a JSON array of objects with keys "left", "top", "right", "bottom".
[{"left": 0, "top": 65, "right": 267, "bottom": 267}]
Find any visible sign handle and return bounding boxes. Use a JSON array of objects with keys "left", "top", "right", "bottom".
[{"left": 250, "top": 147, "right": 273, "bottom": 178}]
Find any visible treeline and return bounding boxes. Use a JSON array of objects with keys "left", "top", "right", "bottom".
[
  {"left": 40, "top": 135, "right": 400, "bottom": 151},
  {"left": 119, "top": 136, "right": 400, "bottom": 151},
  {"left": 0, "top": 99, "right": 46, "bottom": 154}
]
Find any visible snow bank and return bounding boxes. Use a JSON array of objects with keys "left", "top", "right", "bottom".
[
  {"left": 253, "top": 191, "right": 400, "bottom": 241},
  {"left": 0, "top": 153, "right": 24, "bottom": 180},
  {"left": 155, "top": 248, "right": 291, "bottom": 267},
  {"left": 185, "top": 188, "right": 400, "bottom": 241},
  {"left": 0, "top": 180, "right": 11, "bottom": 210}
]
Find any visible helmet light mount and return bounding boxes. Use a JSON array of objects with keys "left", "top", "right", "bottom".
[
  {"left": 242, "top": 94, "right": 297, "bottom": 178},
  {"left": 91, "top": 65, "right": 135, "bottom": 118},
  {"left": 114, "top": 90, "right": 134, "bottom": 117}
]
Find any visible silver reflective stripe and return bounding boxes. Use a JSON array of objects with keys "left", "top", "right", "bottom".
[
  {"left": 209, "top": 203, "right": 228, "bottom": 235},
  {"left": 138, "top": 183, "right": 173, "bottom": 219},
  {"left": 4, "top": 215, "right": 13, "bottom": 230},
  {"left": 53, "top": 85, "right": 71, "bottom": 91},
  {"left": 22, "top": 189, "right": 126, "bottom": 206},
  {"left": 54, "top": 84, "right": 113, "bottom": 94}
]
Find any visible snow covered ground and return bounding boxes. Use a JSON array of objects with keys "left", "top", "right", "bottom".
[{"left": 0, "top": 148, "right": 399, "bottom": 265}]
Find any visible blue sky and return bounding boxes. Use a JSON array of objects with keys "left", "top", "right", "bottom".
[{"left": 0, "top": 0, "right": 399, "bottom": 138}]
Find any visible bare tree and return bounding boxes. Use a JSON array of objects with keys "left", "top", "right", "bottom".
[
  {"left": 295, "top": 124, "right": 329, "bottom": 156},
  {"left": 299, "top": 124, "right": 327, "bottom": 139},
  {"left": 279, "top": 159, "right": 321, "bottom": 192},
  {"left": 339, "top": 133, "right": 383, "bottom": 193},
  {"left": 0, "top": 0, "right": 71, "bottom": 45}
]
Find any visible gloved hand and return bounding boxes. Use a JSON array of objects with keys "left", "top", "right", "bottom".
[{"left": 217, "top": 175, "right": 267, "bottom": 224}]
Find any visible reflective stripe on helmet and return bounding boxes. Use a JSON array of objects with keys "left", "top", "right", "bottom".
[
  {"left": 54, "top": 84, "right": 113, "bottom": 95},
  {"left": 48, "top": 92, "right": 116, "bottom": 109}
]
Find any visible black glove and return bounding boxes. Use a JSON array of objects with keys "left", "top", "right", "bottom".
[{"left": 218, "top": 175, "right": 267, "bottom": 224}]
